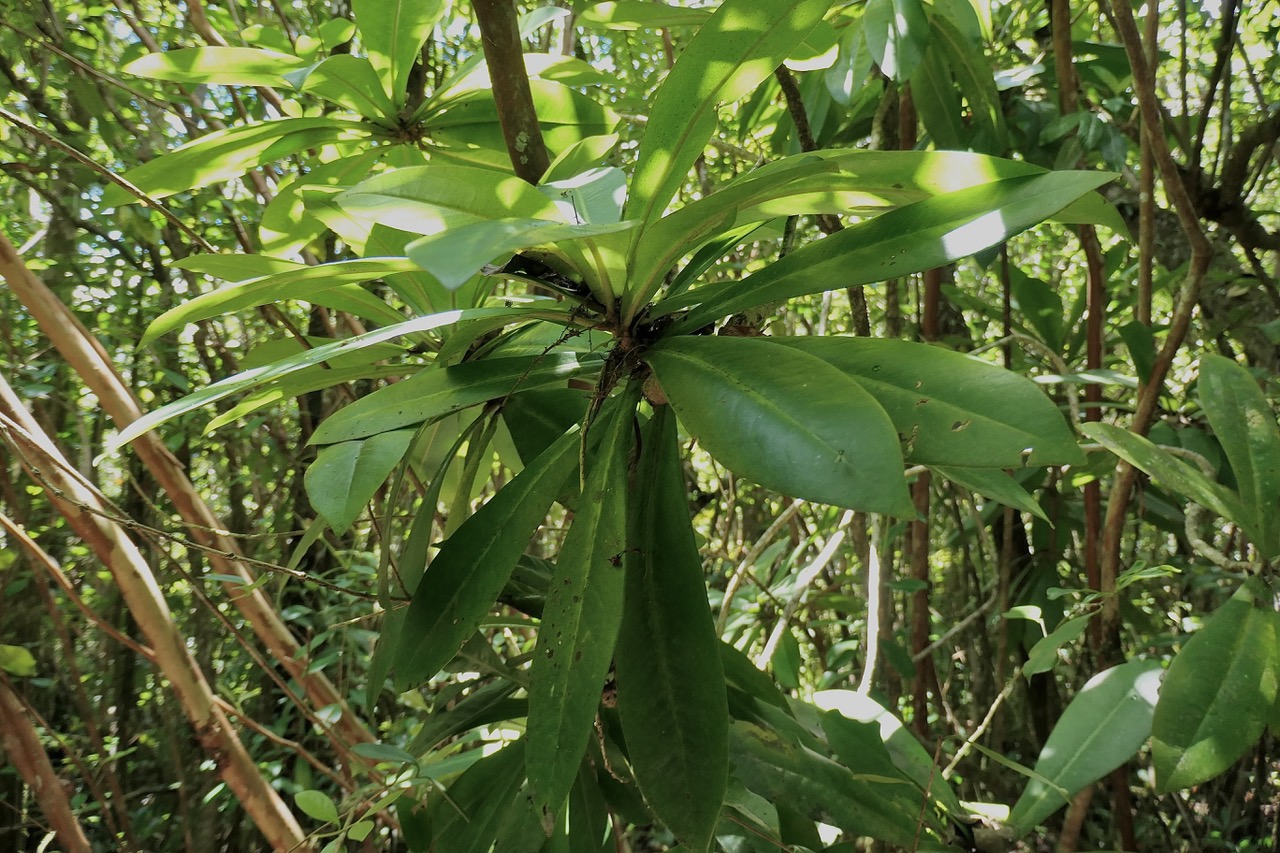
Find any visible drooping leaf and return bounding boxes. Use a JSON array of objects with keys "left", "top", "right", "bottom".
[
  {"left": 932, "top": 466, "right": 1048, "bottom": 521},
  {"left": 1152, "top": 577, "right": 1280, "bottom": 793},
  {"left": 908, "top": 43, "right": 965, "bottom": 148},
  {"left": 122, "top": 47, "right": 309, "bottom": 86},
  {"left": 667, "top": 170, "right": 1116, "bottom": 331},
  {"left": 104, "top": 118, "right": 372, "bottom": 205},
  {"left": 770, "top": 337, "right": 1084, "bottom": 467},
  {"left": 427, "top": 740, "right": 529, "bottom": 853},
  {"left": 623, "top": 0, "right": 834, "bottom": 245},
  {"left": 863, "top": 0, "right": 929, "bottom": 81},
  {"left": 1197, "top": 354, "right": 1280, "bottom": 558},
  {"left": 527, "top": 390, "right": 637, "bottom": 818},
  {"left": 310, "top": 351, "right": 602, "bottom": 445},
  {"left": 352, "top": 0, "right": 444, "bottom": 106},
  {"left": 305, "top": 430, "right": 415, "bottom": 533},
  {"left": 644, "top": 336, "right": 914, "bottom": 516},
  {"left": 391, "top": 427, "right": 582, "bottom": 688},
  {"left": 615, "top": 406, "right": 728, "bottom": 853}
]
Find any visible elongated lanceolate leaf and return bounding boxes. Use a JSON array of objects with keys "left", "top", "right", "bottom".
[
  {"left": 527, "top": 392, "right": 637, "bottom": 818},
  {"left": 615, "top": 406, "right": 728, "bottom": 853},
  {"left": 108, "top": 307, "right": 544, "bottom": 455},
  {"left": 104, "top": 118, "right": 371, "bottom": 205},
  {"left": 624, "top": 0, "right": 833, "bottom": 244},
  {"left": 294, "top": 54, "right": 397, "bottom": 120},
  {"left": 1007, "top": 659, "right": 1162, "bottom": 834},
  {"left": 668, "top": 170, "right": 1116, "bottom": 332},
  {"left": 932, "top": 467, "right": 1048, "bottom": 521},
  {"left": 305, "top": 430, "right": 415, "bottom": 534},
  {"left": 1197, "top": 355, "right": 1280, "bottom": 558},
  {"left": 310, "top": 351, "right": 602, "bottom": 445},
  {"left": 644, "top": 337, "right": 914, "bottom": 516},
  {"left": 1152, "top": 577, "right": 1280, "bottom": 793},
  {"left": 352, "top": 0, "right": 443, "bottom": 106},
  {"left": 771, "top": 337, "right": 1084, "bottom": 467},
  {"left": 864, "top": 0, "right": 929, "bottom": 81},
  {"left": 122, "top": 47, "right": 309, "bottom": 86},
  {"left": 390, "top": 428, "right": 581, "bottom": 688}
]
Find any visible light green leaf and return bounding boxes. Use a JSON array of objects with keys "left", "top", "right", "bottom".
[
  {"left": 578, "top": 1, "right": 711, "bottom": 30},
  {"left": 1152, "top": 577, "right": 1280, "bottom": 793},
  {"left": 391, "top": 427, "right": 581, "bottom": 688},
  {"left": 615, "top": 406, "right": 728, "bottom": 853},
  {"left": 864, "top": 0, "right": 929, "bottom": 81},
  {"left": 144, "top": 258, "right": 420, "bottom": 345},
  {"left": 205, "top": 364, "right": 406, "bottom": 433},
  {"left": 0, "top": 644, "right": 36, "bottom": 677},
  {"left": 406, "top": 218, "right": 634, "bottom": 291},
  {"left": 668, "top": 170, "right": 1116, "bottom": 331},
  {"left": 122, "top": 47, "right": 309, "bottom": 86},
  {"left": 295, "top": 789, "right": 340, "bottom": 824},
  {"left": 1022, "top": 614, "right": 1092, "bottom": 677},
  {"left": 1198, "top": 354, "right": 1280, "bottom": 558},
  {"left": 1079, "top": 422, "right": 1252, "bottom": 536},
  {"left": 644, "top": 336, "right": 914, "bottom": 516},
  {"left": 771, "top": 337, "right": 1084, "bottom": 467},
  {"left": 104, "top": 118, "right": 371, "bottom": 205},
  {"left": 259, "top": 149, "right": 382, "bottom": 256},
  {"left": 310, "top": 351, "right": 602, "bottom": 445},
  {"left": 1007, "top": 659, "right": 1162, "bottom": 835},
  {"left": 352, "top": 0, "right": 444, "bottom": 106},
  {"left": 295, "top": 54, "right": 397, "bottom": 119},
  {"left": 624, "top": 0, "right": 833, "bottom": 249},
  {"left": 305, "top": 430, "right": 415, "bottom": 533},
  {"left": 528, "top": 392, "right": 637, "bottom": 817},
  {"left": 933, "top": 466, "right": 1048, "bottom": 521}
]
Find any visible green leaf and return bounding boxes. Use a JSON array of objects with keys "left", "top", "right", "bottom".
[
  {"left": 1198, "top": 354, "right": 1280, "bottom": 558},
  {"left": 728, "top": 720, "right": 931, "bottom": 848},
  {"left": 669, "top": 170, "right": 1116, "bottom": 332},
  {"left": 295, "top": 789, "right": 340, "bottom": 824},
  {"left": 624, "top": 0, "right": 833, "bottom": 243},
  {"left": 144, "top": 258, "right": 420, "bottom": 345},
  {"left": 104, "top": 118, "right": 371, "bottom": 205},
  {"left": 908, "top": 43, "right": 964, "bottom": 148},
  {"left": 391, "top": 427, "right": 582, "bottom": 688},
  {"left": 933, "top": 466, "right": 1048, "bottom": 521},
  {"left": 929, "top": 13, "right": 1006, "bottom": 151},
  {"left": 406, "top": 218, "right": 634, "bottom": 291},
  {"left": 352, "top": 0, "right": 444, "bottom": 106},
  {"left": 428, "top": 740, "right": 529, "bottom": 852},
  {"left": 773, "top": 337, "right": 1084, "bottom": 467},
  {"left": 122, "top": 47, "right": 309, "bottom": 86},
  {"left": 527, "top": 391, "right": 637, "bottom": 818},
  {"left": 109, "top": 307, "right": 537, "bottom": 454},
  {"left": 1022, "top": 614, "right": 1092, "bottom": 677},
  {"left": 645, "top": 337, "right": 913, "bottom": 516},
  {"left": 1079, "top": 422, "right": 1252, "bottom": 535},
  {"left": 305, "top": 430, "right": 415, "bottom": 533},
  {"left": 1152, "top": 577, "right": 1280, "bottom": 793},
  {"left": 1007, "top": 659, "right": 1162, "bottom": 835},
  {"left": 0, "top": 644, "right": 36, "bottom": 677},
  {"left": 578, "top": 1, "right": 712, "bottom": 30},
  {"left": 310, "top": 351, "right": 602, "bottom": 445},
  {"left": 295, "top": 54, "right": 398, "bottom": 119},
  {"left": 864, "top": 0, "right": 929, "bottom": 81},
  {"left": 615, "top": 406, "right": 728, "bottom": 853}
]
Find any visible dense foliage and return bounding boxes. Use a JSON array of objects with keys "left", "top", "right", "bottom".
[{"left": 2, "top": 0, "right": 1280, "bottom": 851}]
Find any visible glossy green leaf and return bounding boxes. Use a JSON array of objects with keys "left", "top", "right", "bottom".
[
  {"left": 305, "top": 430, "right": 414, "bottom": 533},
  {"left": 143, "top": 258, "right": 420, "bottom": 345},
  {"left": 1007, "top": 659, "right": 1162, "bottom": 834},
  {"left": 335, "top": 164, "right": 565, "bottom": 236},
  {"left": 122, "top": 47, "right": 309, "bottom": 86},
  {"left": 110, "top": 307, "right": 536, "bottom": 454},
  {"left": 933, "top": 466, "right": 1048, "bottom": 521},
  {"left": 624, "top": 0, "right": 833, "bottom": 242},
  {"left": 771, "top": 337, "right": 1084, "bottom": 467},
  {"left": 1079, "top": 422, "right": 1252, "bottom": 535},
  {"left": 615, "top": 406, "right": 728, "bottom": 853},
  {"left": 645, "top": 336, "right": 914, "bottom": 516},
  {"left": 668, "top": 170, "right": 1116, "bottom": 332},
  {"left": 1152, "top": 577, "right": 1280, "bottom": 793},
  {"left": 295, "top": 54, "right": 397, "bottom": 119},
  {"left": 104, "top": 118, "right": 371, "bottom": 205},
  {"left": 527, "top": 393, "right": 637, "bottom": 817},
  {"left": 728, "top": 721, "right": 932, "bottom": 848},
  {"left": 311, "top": 351, "right": 602, "bottom": 445},
  {"left": 864, "top": 0, "right": 929, "bottom": 81},
  {"left": 1198, "top": 354, "right": 1280, "bottom": 558},
  {"left": 352, "top": 0, "right": 443, "bottom": 106},
  {"left": 406, "top": 218, "right": 634, "bottom": 291},
  {"left": 392, "top": 427, "right": 581, "bottom": 687}
]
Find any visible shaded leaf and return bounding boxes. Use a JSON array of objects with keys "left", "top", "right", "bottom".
[
  {"left": 305, "top": 430, "right": 415, "bottom": 533},
  {"left": 864, "top": 0, "right": 929, "bottom": 81},
  {"left": 933, "top": 466, "right": 1048, "bottom": 521}
]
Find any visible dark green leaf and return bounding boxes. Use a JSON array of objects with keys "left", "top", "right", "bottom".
[
  {"left": 933, "top": 466, "right": 1048, "bottom": 521},
  {"left": 305, "top": 430, "right": 415, "bottom": 534}
]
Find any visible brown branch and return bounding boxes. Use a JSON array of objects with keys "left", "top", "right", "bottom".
[{"left": 472, "top": 0, "right": 551, "bottom": 183}]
